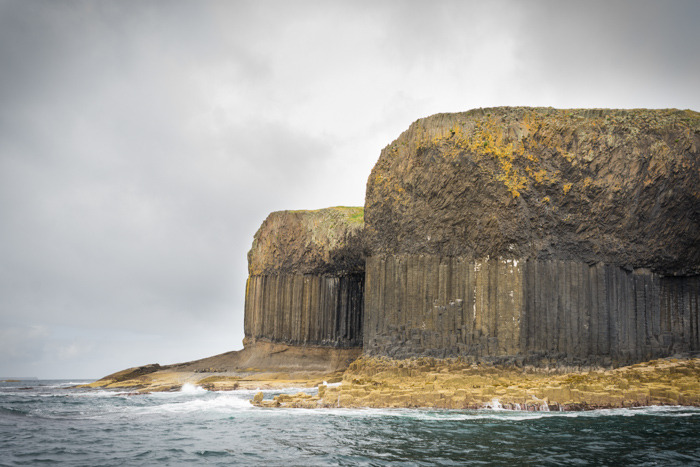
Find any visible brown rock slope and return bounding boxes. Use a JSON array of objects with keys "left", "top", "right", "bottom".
[
  {"left": 363, "top": 107, "right": 700, "bottom": 366},
  {"left": 81, "top": 342, "right": 359, "bottom": 392}
]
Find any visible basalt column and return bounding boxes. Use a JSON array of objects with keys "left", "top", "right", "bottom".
[
  {"left": 364, "top": 256, "right": 700, "bottom": 365},
  {"left": 244, "top": 207, "right": 365, "bottom": 348},
  {"left": 364, "top": 107, "right": 700, "bottom": 366}
]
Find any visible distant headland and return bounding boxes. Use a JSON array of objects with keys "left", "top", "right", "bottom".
[{"left": 83, "top": 107, "right": 700, "bottom": 410}]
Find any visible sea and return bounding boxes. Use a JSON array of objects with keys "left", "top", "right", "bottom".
[{"left": 1, "top": 380, "right": 700, "bottom": 466}]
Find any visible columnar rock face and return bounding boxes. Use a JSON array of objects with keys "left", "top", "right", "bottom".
[
  {"left": 244, "top": 207, "right": 364, "bottom": 348},
  {"left": 364, "top": 256, "right": 700, "bottom": 365},
  {"left": 245, "top": 274, "right": 364, "bottom": 347},
  {"left": 364, "top": 107, "right": 700, "bottom": 365}
]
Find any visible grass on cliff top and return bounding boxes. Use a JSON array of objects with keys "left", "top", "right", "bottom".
[{"left": 288, "top": 206, "right": 364, "bottom": 224}]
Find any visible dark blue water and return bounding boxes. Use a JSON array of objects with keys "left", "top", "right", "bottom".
[{"left": 1, "top": 380, "right": 699, "bottom": 466}]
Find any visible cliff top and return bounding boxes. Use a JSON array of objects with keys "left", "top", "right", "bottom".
[
  {"left": 248, "top": 206, "right": 364, "bottom": 276},
  {"left": 390, "top": 107, "right": 700, "bottom": 146},
  {"left": 288, "top": 206, "right": 364, "bottom": 225},
  {"left": 365, "top": 107, "right": 700, "bottom": 275}
]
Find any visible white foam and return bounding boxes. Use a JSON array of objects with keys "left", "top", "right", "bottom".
[
  {"left": 135, "top": 393, "right": 253, "bottom": 415},
  {"left": 180, "top": 383, "right": 207, "bottom": 394},
  {"left": 485, "top": 398, "right": 504, "bottom": 410},
  {"left": 70, "top": 389, "right": 138, "bottom": 398},
  {"left": 111, "top": 398, "right": 700, "bottom": 421},
  {"left": 286, "top": 405, "right": 700, "bottom": 422},
  {"left": 236, "top": 386, "right": 318, "bottom": 396},
  {"left": 42, "top": 381, "right": 93, "bottom": 388}
]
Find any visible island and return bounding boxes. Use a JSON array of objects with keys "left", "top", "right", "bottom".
[{"left": 83, "top": 107, "right": 700, "bottom": 410}]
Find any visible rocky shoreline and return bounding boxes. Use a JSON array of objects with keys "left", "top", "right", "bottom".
[
  {"left": 251, "top": 354, "right": 700, "bottom": 411},
  {"left": 79, "top": 353, "right": 700, "bottom": 412},
  {"left": 76, "top": 341, "right": 358, "bottom": 393}
]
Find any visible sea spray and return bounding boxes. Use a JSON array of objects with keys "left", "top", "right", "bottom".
[
  {"left": 485, "top": 398, "right": 504, "bottom": 410},
  {"left": 180, "top": 383, "right": 207, "bottom": 394}
]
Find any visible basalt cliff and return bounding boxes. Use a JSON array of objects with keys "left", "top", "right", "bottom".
[
  {"left": 244, "top": 207, "right": 365, "bottom": 349},
  {"left": 87, "top": 107, "right": 700, "bottom": 408},
  {"left": 363, "top": 107, "right": 700, "bottom": 367},
  {"left": 245, "top": 107, "right": 700, "bottom": 368}
]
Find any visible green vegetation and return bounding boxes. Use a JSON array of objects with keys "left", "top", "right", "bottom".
[{"left": 287, "top": 206, "right": 364, "bottom": 224}]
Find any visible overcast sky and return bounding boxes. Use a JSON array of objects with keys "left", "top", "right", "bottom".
[{"left": 1, "top": 0, "right": 698, "bottom": 379}]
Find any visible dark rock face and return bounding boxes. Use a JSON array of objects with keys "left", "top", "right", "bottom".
[
  {"left": 364, "top": 255, "right": 700, "bottom": 366},
  {"left": 241, "top": 108, "right": 700, "bottom": 367},
  {"left": 247, "top": 207, "right": 364, "bottom": 277},
  {"left": 363, "top": 107, "right": 700, "bottom": 365},
  {"left": 245, "top": 274, "right": 364, "bottom": 347},
  {"left": 244, "top": 207, "right": 364, "bottom": 348},
  {"left": 365, "top": 107, "right": 700, "bottom": 275}
]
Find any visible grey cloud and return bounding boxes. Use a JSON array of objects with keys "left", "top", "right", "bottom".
[
  {"left": 0, "top": 325, "right": 49, "bottom": 363},
  {"left": 1, "top": 0, "right": 698, "bottom": 378},
  {"left": 508, "top": 0, "right": 700, "bottom": 108}
]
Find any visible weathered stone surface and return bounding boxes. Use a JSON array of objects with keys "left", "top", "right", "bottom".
[
  {"left": 363, "top": 107, "right": 700, "bottom": 365},
  {"left": 81, "top": 364, "right": 162, "bottom": 388},
  {"left": 365, "top": 107, "right": 700, "bottom": 273},
  {"left": 244, "top": 207, "right": 365, "bottom": 348},
  {"left": 315, "top": 356, "right": 700, "bottom": 410},
  {"left": 248, "top": 206, "right": 364, "bottom": 276},
  {"left": 79, "top": 342, "right": 360, "bottom": 393}
]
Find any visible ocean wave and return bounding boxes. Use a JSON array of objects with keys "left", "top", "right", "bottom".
[
  {"left": 69, "top": 389, "right": 140, "bottom": 398},
  {"left": 235, "top": 404, "right": 700, "bottom": 422},
  {"left": 322, "top": 405, "right": 700, "bottom": 421},
  {"left": 134, "top": 393, "right": 254, "bottom": 415},
  {"left": 211, "top": 386, "right": 318, "bottom": 397},
  {"left": 179, "top": 383, "right": 207, "bottom": 394},
  {"left": 0, "top": 406, "right": 31, "bottom": 418},
  {"left": 42, "top": 382, "right": 94, "bottom": 389}
]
